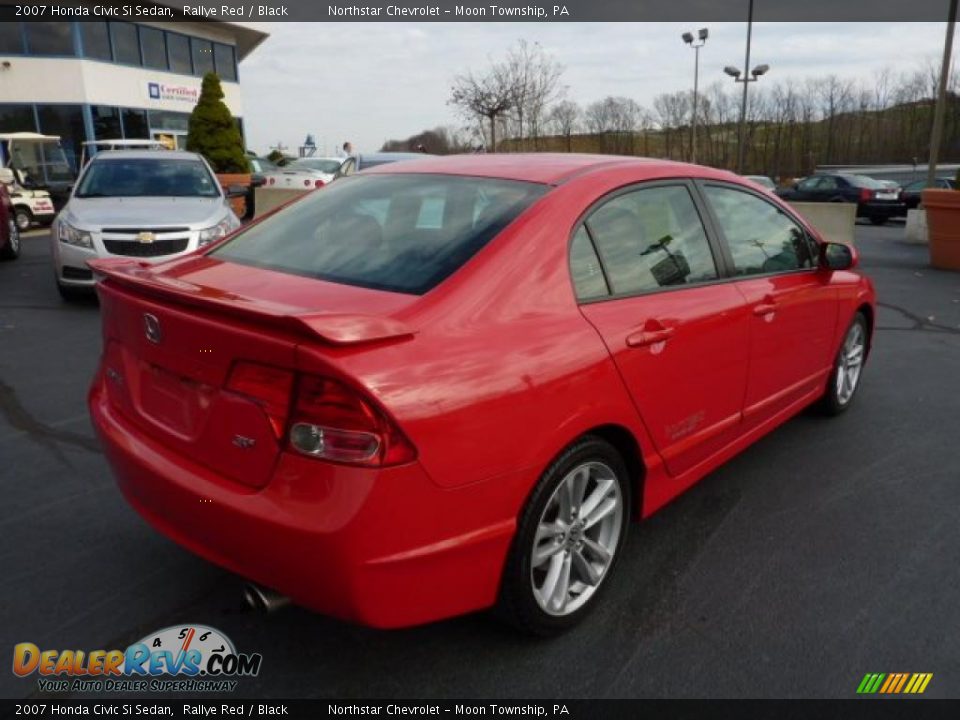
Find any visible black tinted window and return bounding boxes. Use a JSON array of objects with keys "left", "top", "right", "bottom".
[
  {"left": 0, "top": 22, "right": 23, "bottom": 54},
  {"left": 80, "top": 22, "right": 111, "bottom": 61},
  {"left": 110, "top": 22, "right": 140, "bottom": 65},
  {"left": 166, "top": 32, "right": 192, "bottom": 74},
  {"left": 214, "top": 43, "right": 237, "bottom": 81},
  {"left": 214, "top": 175, "right": 547, "bottom": 295},
  {"left": 704, "top": 186, "right": 816, "bottom": 275},
  {"left": 25, "top": 22, "right": 74, "bottom": 55},
  {"left": 139, "top": 26, "right": 167, "bottom": 70},
  {"left": 570, "top": 226, "right": 608, "bottom": 300},
  {"left": 584, "top": 185, "right": 717, "bottom": 295},
  {"left": 191, "top": 38, "right": 214, "bottom": 76}
]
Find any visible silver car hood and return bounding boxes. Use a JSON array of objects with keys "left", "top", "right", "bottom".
[{"left": 65, "top": 196, "right": 226, "bottom": 229}]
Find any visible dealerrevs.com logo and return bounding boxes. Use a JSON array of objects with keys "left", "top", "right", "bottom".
[{"left": 12, "top": 625, "right": 262, "bottom": 693}]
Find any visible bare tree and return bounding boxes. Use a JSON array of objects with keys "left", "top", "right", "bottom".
[
  {"left": 449, "top": 64, "right": 515, "bottom": 153},
  {"left": 548, "top": 100, "right": 581, "bottom": 151}
]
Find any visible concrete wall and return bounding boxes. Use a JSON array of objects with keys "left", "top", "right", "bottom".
[{"left": 787, "top": 202, "right": 857, "bottom": 246}]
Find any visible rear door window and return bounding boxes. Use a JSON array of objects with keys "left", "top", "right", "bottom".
[
  {"left": 214, "top": 175, "right": 547, "bottom": 295},
  {"left": 581, "top": 184, "right": 718, "bottom": 296}
]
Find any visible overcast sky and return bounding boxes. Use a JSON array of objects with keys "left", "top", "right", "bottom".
[{"left": 238, "top": 22, "right": 949, "bottom": 156}]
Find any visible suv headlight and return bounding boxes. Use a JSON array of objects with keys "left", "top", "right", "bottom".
[
  {"left": 197, "top": 217, "right": 237, "bottom": 247},
  {"left": 59, "top": 221, "right": 93, "bottom": 249}
]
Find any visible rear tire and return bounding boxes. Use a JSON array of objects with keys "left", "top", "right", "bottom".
[
  {"left": 1, "top": 218, "right": 20, "bottom": 260},
  {"left": 820, "top": 312, "right": 868, "bottom": 416},
  {"left": 497, "top": 436, "right": 631, "bottom": 636},
  {"left": 56, "top": 281, "right": 91, "bottom": 302}
]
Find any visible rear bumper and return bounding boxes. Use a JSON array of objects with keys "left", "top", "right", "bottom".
[
  {"left": 89, "top": 376, "right": 521, "bottom": 628},
  {"left": 858, "top": 200, "right": 904, "bottom": 218}
]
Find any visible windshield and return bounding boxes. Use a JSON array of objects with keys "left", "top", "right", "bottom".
[
  {"left": 75, "top": 158, "right": 220, "bottom": 198},
  {"left": 289, "top": 159, "right": 343, "bottom": 174},
  {"left": 213, "top": 174, "right": 548, "bottom": 295}
]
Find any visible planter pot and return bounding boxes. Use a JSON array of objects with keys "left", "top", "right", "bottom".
[
  {"left": 216, "top": 172, "right": 251, "bottom": 219},
  {"left": 922, "top": 188, "right": 960, "bottom": 271}
]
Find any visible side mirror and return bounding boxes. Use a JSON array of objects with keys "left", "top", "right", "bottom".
[
  {"left": 820, "top": 242, "right": 858, "bottom": 271},
  {"left": 225, "top": 184, "right": 248, "bottom": 198},
  {"left": 0, "top": 168, "right": 14, "bottom": 185}
]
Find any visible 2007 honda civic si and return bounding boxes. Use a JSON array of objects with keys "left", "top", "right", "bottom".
[{"left": 89, "top": 154, "right": 875, "bottom": 634}]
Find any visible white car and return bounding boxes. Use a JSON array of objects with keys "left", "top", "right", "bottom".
[
  {"left": 51, "top": 150, "right": 242, "bottom": 300},
  {"left": 269, "top": 156, "right": 349, "bottom": 189}
]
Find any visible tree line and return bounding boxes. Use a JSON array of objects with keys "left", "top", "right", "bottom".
[{"left": 380, "top": 41, "right": 960, "bottom": 180}]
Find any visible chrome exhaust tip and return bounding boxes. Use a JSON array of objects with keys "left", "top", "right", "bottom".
[{"left": 243, "top": 583, "right": 290, "bottom": 613}]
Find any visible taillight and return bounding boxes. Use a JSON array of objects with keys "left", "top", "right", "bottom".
[
  {"left": 860, "top": 188, "right": 873, "bottom": 202},
  {"left": 289, "top": 376, "right": 416, "bottom": 467},
  {"left": 226, "top": 361, "right": 295, "bottom": 438},
  {"left": 314, "top": 179, "right": 326, "bottom": 189},
  {"left": 268, "top": 177, "right": 275, "bottom": 186}
]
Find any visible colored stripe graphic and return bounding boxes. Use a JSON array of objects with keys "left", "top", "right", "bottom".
[{"left": 857, "top": 673, "right": 933, "bottom": 694}]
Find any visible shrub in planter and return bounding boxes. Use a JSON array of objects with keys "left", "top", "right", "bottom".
[{"left": 187, "top": 72, "right": 250, "bottom": 216}]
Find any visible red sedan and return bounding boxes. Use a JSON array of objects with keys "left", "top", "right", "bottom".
[{"left": 89, "top": 155, "right": 875, "bottom": 634}]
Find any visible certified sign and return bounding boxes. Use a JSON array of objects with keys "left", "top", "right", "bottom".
[{"left": 147, "top": 81, "right": 200, "bottom": 105}]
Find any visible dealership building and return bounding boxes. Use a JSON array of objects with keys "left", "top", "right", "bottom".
[{"left": 0, "top": 11, "right": 268, "bottom": 168}]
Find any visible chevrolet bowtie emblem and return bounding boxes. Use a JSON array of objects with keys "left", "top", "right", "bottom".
[{"left": 137, "top": 231, "right": 156, "bottom": 244}]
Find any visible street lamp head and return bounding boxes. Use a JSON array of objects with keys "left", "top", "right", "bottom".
[
  {"left": 682, "top": 32, "right": 694, "bottom": 44},
  {"left": 724, "top": 66, "right": 742, "bottom": 79},
  {"left": 698, "top": 28, "right": 709, "bottom": 41},
  {"left": 752, "top": 64, "right": 770, "bottom": 77}
]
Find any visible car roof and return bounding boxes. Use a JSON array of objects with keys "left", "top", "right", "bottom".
[
  {"left": 290, "top": 156, "right": 343, "bottom": 163},
  {"left": 366, "top": 153, "right": 728, "bottom": 185},
  {"left": 91, "top": 150, "right": 203, "bottom": 161}
]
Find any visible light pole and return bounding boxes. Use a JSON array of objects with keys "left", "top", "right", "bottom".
[
  {"left": 725, "top": 0, "right": 768, "bottom": 174},
  {"left": 682, "top": 27, "right": 709, "bottom": 164},
  {"left": 927, "top": 0, "right": 958, "bottom": 188}
]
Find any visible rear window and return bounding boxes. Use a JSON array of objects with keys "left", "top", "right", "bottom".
[
  {"left": 290, "top": 159, "right": 343, "bottom": 174},
  {"left": 213, "top": 174, "right": 548, "bottom": 295},
  {"left": 844, "top": 175, "right": 884, "bottom": 189}
]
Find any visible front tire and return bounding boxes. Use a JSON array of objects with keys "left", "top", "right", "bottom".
[
  {"left": 14, "top": 208, "right": 32, "bottom": 232},
  {"left": 820, "top": 312, "right": 868, "bottom": 415},
  {"left": 497, "top": 436, "right": 631, "bottom": 635}
]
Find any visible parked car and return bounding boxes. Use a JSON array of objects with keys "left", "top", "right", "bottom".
[
  {"left": 269, "top": 157, "right": 348, "bottom": 189},
  {"left": 0, "top": 166, "right": 56, "bottom": 231},
  {"left": 742, "top": 174, "right": 776, "bottom": 192},
  {"left": 52, "top": 150, "right": 242, "bottom": 300},
  {"left": 899, "top": 177, "right": 956, "bottom": 213},
  {"left": 776, "top": 173, "right": 904, "bottom": 224},
  {"left": 0, "top": 176, "right": 19, "bottom": 260},
  {"left": 89, "top": 154, "right": 875, "bottom": 634}
]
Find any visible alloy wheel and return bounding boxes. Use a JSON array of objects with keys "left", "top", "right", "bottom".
[
  {"left": 530, "top": 461, "right": 623, "bottom": 616},
  {"left": 836, "top": 321, "right": 866, "bottom": 405}
]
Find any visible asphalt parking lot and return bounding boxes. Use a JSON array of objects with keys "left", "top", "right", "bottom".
[{"left": 1, "top": 222, "right": 959, "bottom": 700}]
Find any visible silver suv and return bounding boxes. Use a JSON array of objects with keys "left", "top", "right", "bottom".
[{"left": 51, "top": 150, "right": 242, "bottom": 300}]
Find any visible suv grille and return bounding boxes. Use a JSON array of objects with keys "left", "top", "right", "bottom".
[{"left": 104, "top": 239, "right": 189, "bottom": 257}]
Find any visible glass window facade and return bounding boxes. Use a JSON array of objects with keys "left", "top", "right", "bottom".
[
  {"left": 24, "top": 22, "right": 75, "bottom": 56},
  {"left": 0, "top": 22, "right": 239, "bottom": 82},
  {"left": 80, "top": 22, "right": 112, "bottom": 61},
  {"left": 139, "top": 26, "right": 167, "bottom": 70},
  {"left": 191, "top": 38, "right": 214, "bottom": 76},
  {"left": 35, "top": 105, "right": 86, "bottom": 171},
  {"left": 110, "top": 22, "right": 141, "bottom": 66},
  {"left": 0, "top": 105, "right": 37, "bottom": 134}
]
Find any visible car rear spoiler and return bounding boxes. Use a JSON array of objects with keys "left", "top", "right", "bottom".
[{"left": 88, "top": 258, "right": 417, "bottom": 346}]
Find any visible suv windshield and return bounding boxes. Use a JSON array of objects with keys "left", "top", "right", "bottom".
[
  {"left": 213, "top": 174, "right": 548, "bottom": 295},
  {"left": 290, "top": 159, "right": 343, "bottom": 174},
  {"left": 75, "top": 158, "right": 220, "bottom": 198}
]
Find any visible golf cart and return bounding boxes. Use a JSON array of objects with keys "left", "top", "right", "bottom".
[
  {"left": 80, "top": 139, "right": 169, "bottom": 168},
  {"left": 0, "top": 132, "right": 76, "bottom": 212}
]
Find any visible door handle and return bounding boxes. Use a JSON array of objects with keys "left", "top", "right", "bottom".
[
  {"left": 626, "top": 326, "right": 675, "bottom": 348},
  {"left": 753, "top": 296, "right": 778, "bottom": 317}
]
